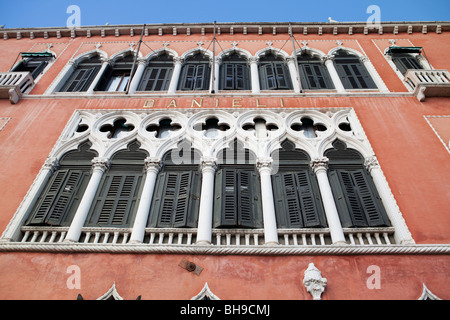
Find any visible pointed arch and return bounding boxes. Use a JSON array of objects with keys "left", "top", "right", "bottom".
[
  {"left": 217, "top": 47, "right": 252, "bottom": 61},
  {"left": 191, "top": 283, "right": 220, "bottom": 300},
  {"left": 328, "top": 46, "right": 365, "bottom": 58},
  {"left": 294, "top": 47, "right": 327, "bottom": 60},
  {"left": 255, "top": 47, "right": 290, "bottom": 61},
  {"left": 97, "top": 283, "right": 123, "bottom": 300},
  {"left": 72, "top": 49, "right": 108, "bottom": 64},
  {"left": 181, "top": 47, "right": 214, "bottom": 61},
  {"left": 418, "top": 284, "right": 442, "bottom": 300}
]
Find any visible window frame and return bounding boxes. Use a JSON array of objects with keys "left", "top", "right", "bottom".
[
  {"left": 333, "top": 51, "right": 377, "bottom": 90},
  {"left": 219, "top": 54, "right": 251, "bottom": 91},
  {"left": 138, "top": 56, "right": 174, "bottom": 92},
  {"left": 213, "top": 166, "right": 263, "bottom": 229},
  {"left": 178, "top": 54, "right": 211, "bottom": 91},
  {"left": 59, "top": 56, "right": 102, "bottom": 93},
  {"left": 297, "top": 55, "right": 334, "bottom": 90},
  {"left": 259, "top": 60, "right": 293, "bottom": 90}
]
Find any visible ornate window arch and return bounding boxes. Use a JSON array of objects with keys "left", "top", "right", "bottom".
[
  {"left": 58, "top": 52, "right": 105, "bottom": 93},
  {"left": 85, "top": 140, "right": 148, "bottom": 228},
  {"left": 257, "top": 48, "right": 293, "bottom": 90},
  {"left": 325, "top": 139, "right": 391, "bottom": 228},
  {"left": 25, "top": 141, "right": 97, "bottom": 227},
  {"left": 330, "top": 48, "right": 377, "bottom": 90},
  {"left": 178, "top": 49, "right": 213, "bottom": 91}
]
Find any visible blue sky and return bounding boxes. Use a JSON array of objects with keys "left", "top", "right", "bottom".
[{"left": 0, "top": 0, "right": 449, "bottom": 29}]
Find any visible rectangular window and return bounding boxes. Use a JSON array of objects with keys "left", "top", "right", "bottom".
[
  {"left": 259, "top": 62, "right": 292, "bottom": 90},
  {"left": 328, "top": 168, "right": 390, "bottom": 228},
  {"left": 139, "top": 66, "right": 173, "bottom": 91},
  {"left": 391, "top": 55, "right": 423, "bottom": 76},
  {"left": 87, "top": 172, "right": 143, "bottom": 227},
  {"left": 299, "top": 63, "right": 334, "bottom": 90},
  {"left": 148, "top": 170, "right": 201, "bottom": 228},
  {"left": 180, "top": 64, "right": 210, "bottom": 91},
  {"left": 26, "top": 169, "right": 90, "bottom": 226},
  {"left": 61, "top": 67, "right": 99, "bottom": 92},
  {"left": 213, "top": 168, "right": 262, "bottom": 228},
  {"left": 334, "top": 62, "right": 376, "bottom": 89},
  {"left": 272, "top": 170, "right": 326, "bottom": 228},
  {"left": 105, "top": 72, "right": 130, "bottom": 92}
]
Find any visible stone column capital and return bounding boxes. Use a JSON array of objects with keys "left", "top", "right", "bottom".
[
  {"left": 92, "top": 157, "right": 110, "bottom": 172},
  {"left": 200, "top": 157, "right": 217, "bottom": 173},
  {"left": 364, "top": 155, "right": 380, "bottom": 172},
  {"left": 173, "top": 57, "right": 184, "bottom": 65},
  {"left": 248, "top": 56, "right": 260, "bottom": 64},
  {"left": 310, "top": 157, "right": 329, "bottom": 173},
  {"left": 43, "top": 157, "right": 60, "bottom": 172},
  {"left": 257, "top": 158, "right": 273, "bottom": 174},
  {"left": 144, "top": 157, "right": 162, "bottom": 173}
]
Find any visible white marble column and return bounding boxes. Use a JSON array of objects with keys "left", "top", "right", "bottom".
[
  {"left": 311, "top": 158, "right": 347, "bottom": 245},
  {"left": 127, "top": 58, "right": 148, "bottom": 94},
  {"left": 249, "top": 57, "right": 261, "bottom": 94},
  {"left": 65, "top": 157, "right": 109, "bottom": 242},
  {"left": 257, "top": 159, "right": 279, "bottom": 245},
  {"left": 86, "top": 58, "right": 111, "bottom": 94},
  {"left": 360, "top": 56, "right": 389, "bottom": 93},
  {"left": 286, "top": 57, "right": 301, "bottom": 93},
  {"left": 323, "top": 55, "right": 345, "bottom": 93},
  {"left": 129, "top": 158, "right": 161, "bottom": 243},
  {"left": 364, "top": 156, "right": 415, "bottom": 245},
  {"left": 167, "top": 57, "right": 183, "bottom": 94},
  {"left": 196, "top": 158, "right": 217, "bottom": 245}
]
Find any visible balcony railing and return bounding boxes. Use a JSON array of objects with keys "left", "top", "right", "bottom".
[
  {"left": 19, "top": 226, "right": 396, "bottom": 247},
  {"left": 0, "top": 72, "right": 34, "bottom": 104},
  {"left": 404, "top": 69, "right": 450, "bottom": 101}
]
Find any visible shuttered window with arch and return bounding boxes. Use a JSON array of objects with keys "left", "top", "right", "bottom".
[
  {"left": 86, "top": 141, "right": 147, "bottom": 228},
  {"left": 325, "top": 140, "right": 391, "bottom": 228},
  {"left": 271, "top": 140, "right": 327, "bottom": 229},
  {"left": 26, "top": 141, "right": 97, "bottom": 227}
]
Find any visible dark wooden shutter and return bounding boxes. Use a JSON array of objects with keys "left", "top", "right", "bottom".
[
  {"left": 215, "top": 169, "right": 238, "bottom": 226},
  {"left": 214, "top": 168, "right": 260, "bottom": 228},
  {"left": 296, "top": 171, "right": 323, "bottom": 227},
  {"left": 392, "top": 55, "right": 423, "bottom": 76},
  {"left": 140, "top": 66, "right": 173, "bottom": 91},
  {"left": 149, "top": 170, "right": 200, "bottom": 228},
  {"left": 237, "top": 170, "right": 255, "bottom": 228},
  {"left": 181, "top": 65, "right": 195, "bottom": 90},
  {"left": 64, "top": 67, "right": 98, "bottom": 92},
  {"left": 272, "top": 172, "right": 302, "bottom": 228},
  {"left": 274, "top": 62, "right": 290, "bottom": 89},
  {"left": 91, "top": 173, "right": 142, "bottom": 227},
  {"left": 259, "top": 64, "right": 275, "bottom": 90},
  {"left": 335, "top": 62, "right": 376, "bottom": 89},
  {"left": 223, "top": 64, "right": 235, "bottom": 89},
  {"left": 300, "top": 63, "right": 333, "bottom": 90},
  {"left": 27, "top": 170, "right": 87, "bottom": 226},
  {"left": 329, "top": 169, "right": 389, "bottom": 228},
  {"left": 350, "top": 170, "right": 387, "bottom": 227},
  {"left": 273, "top": 171, "right": 325, "bottom": 228}
]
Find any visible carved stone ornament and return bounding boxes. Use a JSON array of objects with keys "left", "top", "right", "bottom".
[
  {"left": 303, "top": 263, "right": 327, "bottom": 300},
  {"left": 310, "top": 157, "right": 329, "bottom": 173}
]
